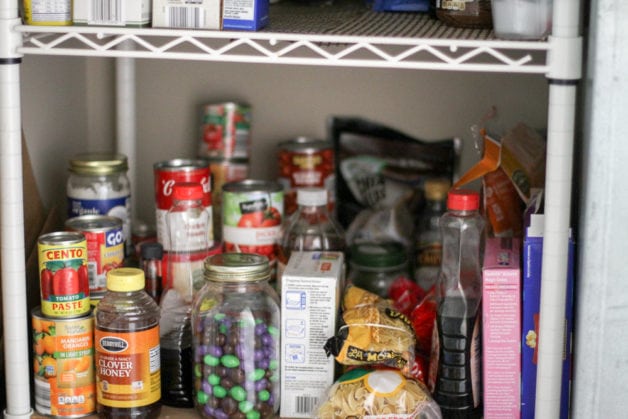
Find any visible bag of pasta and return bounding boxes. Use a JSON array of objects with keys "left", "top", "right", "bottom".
[
  {"left": 315, "top": 368, "right": 442, "bottom": 419},
  {"left": 324, "top": 286, "right": 416, "bottom": 375}
]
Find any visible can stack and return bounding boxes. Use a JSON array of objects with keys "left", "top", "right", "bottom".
[{"left": 33, "top": 232, "right": 96, "bottom": 417}]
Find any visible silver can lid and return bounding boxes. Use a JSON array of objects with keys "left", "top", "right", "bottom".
[
  {"left": 204, "top": 253, "right": 270, "bottom": 283},
  {"left": 69, "top": 153, "right": 128, "bottom": 175},
  {"left": 222, "top": 179, "right": 283, "bottom": 193}
]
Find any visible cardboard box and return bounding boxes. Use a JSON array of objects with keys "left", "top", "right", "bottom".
[
  {"left": 222, "top": 0, "right": 268, "bottom": 31},
  {"left": 280, "top": 251, "right": 344, "bottom": 418},
  {"left": 482, "top": 237, "right": 522, "bottom": 419},
  {"left": 521, "top": 211, "right": 574, "bottom": 419},
  {"left": 73, "top": 0, "right": 151, "bottom": 27},
  {"left": 152, "top": 0, "right": 222, "bottom": 30}
]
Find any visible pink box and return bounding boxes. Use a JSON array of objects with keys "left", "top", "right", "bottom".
[{"left": 482, "top": 237, "right": 521, "bottom": 419}]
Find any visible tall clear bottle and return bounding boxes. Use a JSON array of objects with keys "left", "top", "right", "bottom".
[
  {"left": 160, "top": 182, "right": 211, "bottom": 407},
  {"left": 414, "top": 178, "right": 450, "bottom": 292},
  {"left": 430, "top": 189, "right": 485, "bottom": 418},
  {"left": 277, "top": 188, "right": 346, "bottom": 285}
]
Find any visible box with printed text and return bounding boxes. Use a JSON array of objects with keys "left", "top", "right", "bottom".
[{"left": 280, "top": 251, "right": 344, "bottom": 418}]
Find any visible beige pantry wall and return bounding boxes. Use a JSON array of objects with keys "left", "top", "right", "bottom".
[{"left": 20, "top": 55, "right": 549, "bottom": 225}]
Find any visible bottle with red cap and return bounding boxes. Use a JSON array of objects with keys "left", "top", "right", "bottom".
[{"left": 430, "top": 189, "right": 485, "bottom": 418}]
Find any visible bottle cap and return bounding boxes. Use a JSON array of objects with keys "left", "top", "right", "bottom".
[
  {"left": 107, "top": 268, "right": 145, "bottom": 292},
  {"left": 350, "top": 242, "right": 407, "bottom": 270},
  {"left": 447, "top": 189, "right": 480, "bottom": 211},
  {"left": 140, "top": 242, "right": 163, "bottom": 259},
  {"left": 204, "top": 253, "right": 271, "bottom": 283},
  {"left": 172, "top": 182, "right": 204, "bottom": 201},
  {"left": 424, "top": 178, "right": 451, "bottom": 201},
  {"left": 297, "top": 188, "right": 328, "bottom": 206}
]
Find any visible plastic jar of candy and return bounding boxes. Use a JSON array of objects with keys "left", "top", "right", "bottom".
[{"left": 191, "top": 253, "right": 280, "bottom": 419}]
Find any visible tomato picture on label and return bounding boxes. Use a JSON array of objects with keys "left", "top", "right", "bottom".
[
  {"left": 40, "top": 269, "right": 54, "bottom": 300},
  {"left": 52, "top": 267, "right": 80, "bottom": 295},
  {"left": 78, "top": 265, "right": 89, "bottom": 295},
  {"left": 237, "top": 211, "right": 264, "bottom": 228}
]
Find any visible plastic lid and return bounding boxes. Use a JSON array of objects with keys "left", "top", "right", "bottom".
[
  {"left": 424, "top": 178, "right": 451, "bottom": 201},
  {"left": 350, "top": 242, "right": 407, "bottom": 269},
  {"left": 297, "top": 188, "right": 328, "bottom": 206},
  {"left": 204, "top": 253, "right": 271, "bottom": 283},
  {"left": 107, "top": 268, "right": 145, "bottom": 292},
  {"left": 172, "top": 182, "right": 204, "bottom": 201},
  {"left": 447, "top": 189, "right": 480, "bottom": 211},
  {"left": 140, "top": 242, "right": 163, "bottom": 259},
  {"left": 69, "top": 153, "right": 128, "bottom": 175}
]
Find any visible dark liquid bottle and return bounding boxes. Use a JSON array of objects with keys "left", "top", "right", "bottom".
[{"left": 431, "top": 189, "right": 485, "bottom": 418}]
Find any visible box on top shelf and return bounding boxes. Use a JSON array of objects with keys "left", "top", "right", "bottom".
[
  {"left": 482, "top": 236, "right": 522, "bottom": 419},
  {"left": 280, "top": 251, "right": 344, "bottom": 418},
  {"left": 73, "top": 0, "right": 151, "bottom": 26},
  {"left": 222, "top": 0, "right": 268, "bottom": 31},
  {"left": 521, "top": 191, "right": 574, "bottom": 419},
  {"left": 152, "top": 0, "right": 222, "bottom": 30}
]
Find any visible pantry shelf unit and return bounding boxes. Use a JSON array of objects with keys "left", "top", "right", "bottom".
[{"left": 14, "top": 5, "right": 550, "bottom": 73}]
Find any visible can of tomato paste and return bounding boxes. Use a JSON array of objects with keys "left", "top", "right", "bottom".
[
  {"left": 32, "top": 307, "right": 96, "bottom": 417},
  {"left": 277, "top": 137, "right": 335, "bottom": 216},
  {"left": 222, "top": 180, "right": 284, "bottom": 276},
  {"left": 38, "top": 232, "right": 90, "bottom": 318},
  {"left": 198, "top": 102, "right": 251, "bottom": 159},
  {"left": 208, "top": 157, "right": 250, "bottom": 242},
  {"left": 65, "top": 215, "right": 125, "bottom": 300},
  {"left": 153, "top": 159, "right": 213, "bottom": 250}
]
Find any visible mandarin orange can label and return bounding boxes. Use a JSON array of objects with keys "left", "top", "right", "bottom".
[{"left": 32, "top": 307, "right": 96, "bottom": 417}]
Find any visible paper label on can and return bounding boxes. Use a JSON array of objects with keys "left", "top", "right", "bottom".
[
  {"left": 67, "top": 196, "right": 132, "bottom": 251},
  {"left": 95, "top": 326, "right": 161, "bottom": 408},
  {"left": 83, "top": 226, "right": 125, "bottom": 295}
]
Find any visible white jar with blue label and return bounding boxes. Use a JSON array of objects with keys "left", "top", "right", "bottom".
[{"left": 67, "top": 153, "right": 132, "bottom": 255}]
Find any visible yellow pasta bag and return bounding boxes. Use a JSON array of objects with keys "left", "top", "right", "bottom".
[
  {"left": 315, "top": 368, "right": 442, "bottom": 419},
  {"left": 325, "top": 286, "right": 416, "bottom": 375}
]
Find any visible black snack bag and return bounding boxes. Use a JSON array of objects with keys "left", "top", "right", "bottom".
[{"left": 328, "top": 116, "right": 459, "bottom": 229}]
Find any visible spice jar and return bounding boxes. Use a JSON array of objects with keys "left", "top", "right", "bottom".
[
  {"left": 67, "top": 152, "right": 132, "bottom": 255},
  {"left": 348, "top": 242, "right": 411, "bottom": 298},
  {"left": 191, "top": 253, "right": 280, "bottom": 419}
]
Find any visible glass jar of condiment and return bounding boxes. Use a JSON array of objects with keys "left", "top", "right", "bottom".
[
  {"left": 191, "top": 253, "right": 280, "bottom": 419},
  {"left": 67, "top": 152, "right": 132, "bottom": 255},
  {"left": 348, "top": 242, "right": 410, "bottom": 298}
]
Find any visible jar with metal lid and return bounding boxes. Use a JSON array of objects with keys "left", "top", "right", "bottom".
[
  {"left": 191, "top": 253, "right": 280, "bottom": 419},
  {"left": 348, "top": 242, "right": 411, "bottom": 298},
  {"left": 67, "top": 152, "right": 132, "bottom": 255}
]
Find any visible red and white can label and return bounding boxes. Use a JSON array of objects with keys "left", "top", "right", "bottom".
[{"left": 154, "top": 160, "right": 213, "bottom": 251}]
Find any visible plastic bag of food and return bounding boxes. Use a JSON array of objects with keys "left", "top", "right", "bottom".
[
  {"left": 315, "top": 368, "right": 442, "bottom": 419},
  {"left": 325, "top": 286, "right": 416, "bottom": 375}
]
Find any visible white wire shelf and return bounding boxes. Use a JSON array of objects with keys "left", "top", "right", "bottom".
[{"left": 15, "top": 1, "right": 551, "bottom": 73}]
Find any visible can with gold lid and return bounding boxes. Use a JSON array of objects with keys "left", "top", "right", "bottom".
[{"left": 66, "top": 153, "right": 132, "bottom": 255}]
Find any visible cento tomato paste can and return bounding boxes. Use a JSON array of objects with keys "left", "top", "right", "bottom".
[
  {"left": 198, "top": 102, "right": 251, "bottom": 159},
  {"left": 154, "top": 159, "right": 213, "bottom": 250},
  {"left": 32, "top": 307, "right": 96, "bottom": 417},
  {"left": 38, "top": 232, "right": 90, "bottom": 318},
  {"left": 277, "top": 137, "right": 335, "bottom": 215},
  {"left": 222, "top": 180, "right": 284, "bottom": 270},
  {"left": 208, "top": 157, "right": 250, "bottom": 242},
  {"left": 65, "top": 215, "right": 125, "bottom": 300}
]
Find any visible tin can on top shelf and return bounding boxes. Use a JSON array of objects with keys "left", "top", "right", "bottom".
[
  {"left": 66, "top": 153, "right": 132, "bottom": 256},
  {"left": 222, "top": 180, "right": 284, "bottom": 273},
  {"left": 32, "top": 307, "right": 96, "bottom": 417},
  {"left": 153, "top": 158, "right": 213, "bottom": 250},
  {"left": 65, "top": 215, "right": 125, "bottom": 300},
  {"left": 198, "top": 102, "right": 252, "bottom": 159},
  {"left": 277, "top": 137, "right": 335, "bottom": 216},
  {"left": 38, "top": 231, "right": 90, "bottom": 318}
]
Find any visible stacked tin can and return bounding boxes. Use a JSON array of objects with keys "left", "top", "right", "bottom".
[
  {"left": 197, "top": 102, "right": 251, "bottom": 242},
  {"left": 33, "top": 231, "right": 96, "bottom": 417}
]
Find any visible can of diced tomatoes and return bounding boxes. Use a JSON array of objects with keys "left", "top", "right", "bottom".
[
  {"left": 277, "top": 137, "right": 335, "bottom": 216},
  {"left": 153, "top": 159, "right": 213, "bottom": 251},
  {"left": 38, "top": 232, "right": 90, "bottom": 318},
  {"left": 222, "top": 180, "right": 284, "bottom": 275},
  {"left": 32, "top": 307, "right": 96, "bottom": 417},
  {"left": 208, "top": 157, "right": 250, "bottom": 243},
  {"left": 65, "top": 215, "right": 125, "bottom": 300},
  {"left": 198, "top": 102, "right": 251, "bottom": 159}
]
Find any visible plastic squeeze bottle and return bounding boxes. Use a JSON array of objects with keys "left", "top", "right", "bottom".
[{"left": 430, "top": 189, "right": 485, "bottom": 418}]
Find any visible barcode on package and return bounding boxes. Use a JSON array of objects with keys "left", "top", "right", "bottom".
[
  {"left": 166, "top": 6, "right": 205, "bottom": 28},
  {"left": 149, "top": 345, "right": 161, "bottom": 373},
  {"left": 89, "top": 0, "right": 123, "bottom": 25},
  {"left": 295, "top": 395, "right": 318, "bottom": 414},
  {"left": 35, "top": 379, "right": 51, "bottom": 414}
]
